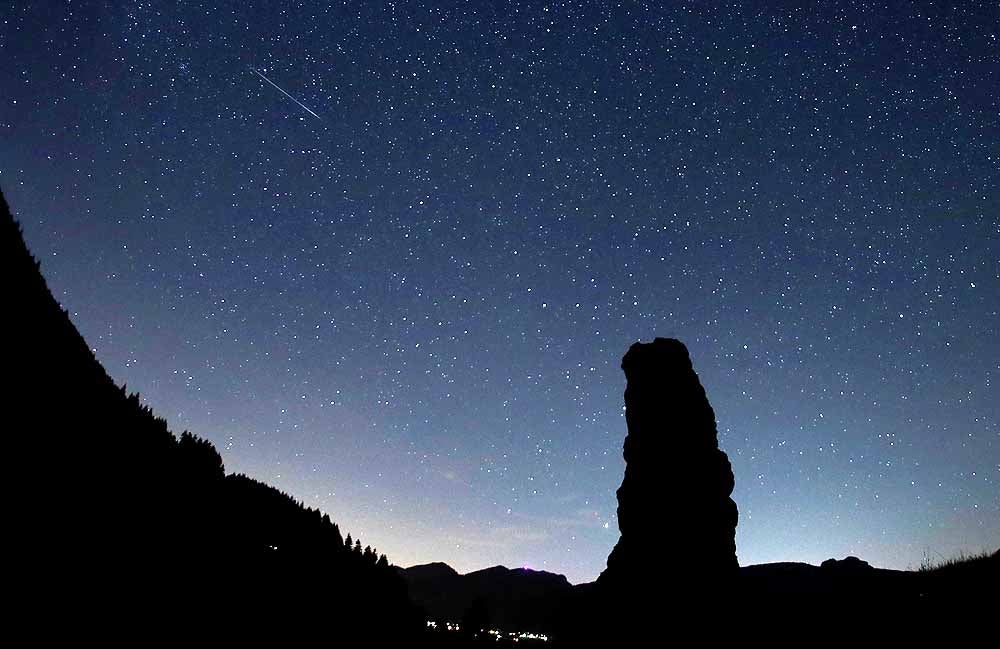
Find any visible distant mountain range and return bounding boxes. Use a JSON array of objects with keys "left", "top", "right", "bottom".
[
  {"left": 401, "top": 562, "right": 573, "bottom": 633},
  {"left": 403, "top": 552, "right": 999, "bottom": 637}
]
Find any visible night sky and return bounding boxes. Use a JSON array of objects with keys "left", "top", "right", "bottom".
[{"left": 2, "top": 1, "right": 997, "bottom": 584}]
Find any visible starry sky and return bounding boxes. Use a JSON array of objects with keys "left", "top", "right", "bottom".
[{"left": 2, "top": 1, "right": 997, "bottom": 584}]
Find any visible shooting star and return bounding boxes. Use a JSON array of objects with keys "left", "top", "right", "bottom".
[{"left": 249, "top": 67, "right": 321, "bottom": 120}]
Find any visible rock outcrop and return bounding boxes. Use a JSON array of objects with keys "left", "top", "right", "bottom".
[
  {"left": 821, "top": 556, "right": 872, "bottom": 573},
  {"left": 599, "top": 337, "right": 739, "bottom": 591}
]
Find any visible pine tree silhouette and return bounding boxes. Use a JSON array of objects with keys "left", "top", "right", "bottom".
[{"left": 2, "top": 187, "right": 422, "bottom": 640}]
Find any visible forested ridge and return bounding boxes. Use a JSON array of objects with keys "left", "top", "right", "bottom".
[{"left": 4, "top": 188, "right": 420, "bottom": 639}]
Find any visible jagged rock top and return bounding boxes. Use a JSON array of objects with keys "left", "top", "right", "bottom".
[
  {"left": 621, "top": 337, "right": 693, "bottom": 373},
  {"left": 600, "top": 336, "right": 738, "bottom": 592}
]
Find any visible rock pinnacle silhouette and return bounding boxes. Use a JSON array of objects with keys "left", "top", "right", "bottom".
[{"left": 599, "top": 337, "right": 739, "bottom": 591}]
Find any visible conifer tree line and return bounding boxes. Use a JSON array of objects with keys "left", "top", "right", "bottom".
[{"left": 2, "top": 188, "right": 420, "bottom": 639}]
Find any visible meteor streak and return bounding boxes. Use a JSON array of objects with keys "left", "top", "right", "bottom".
[{"left": 249, "top": 67, "right": 321, "bottom": 120}]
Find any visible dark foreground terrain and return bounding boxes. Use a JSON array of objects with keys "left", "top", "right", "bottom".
[
  {"left": 5, "top": 189, "right": 421, "bottom": 641},
  {"left": 403, "top": 551, "right": 997, "bottom": 644}
]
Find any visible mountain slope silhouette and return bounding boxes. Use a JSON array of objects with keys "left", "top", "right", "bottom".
[
  {"left": 402, "top": 563, "right": 572, "bottom": 635},
  {"left": 3, "top": 188, "right": 420, "bottom": 640}
]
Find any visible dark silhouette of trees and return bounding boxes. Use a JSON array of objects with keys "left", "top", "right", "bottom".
[{"left": 2, "top": 188, "right": 421, "bottom": 640}]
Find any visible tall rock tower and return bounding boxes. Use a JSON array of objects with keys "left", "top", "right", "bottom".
[{"left": 599, "top": 337, "right": 738, "bottom": 591}]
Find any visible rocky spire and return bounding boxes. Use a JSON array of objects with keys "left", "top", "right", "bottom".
[{"left": 599, "top": 337, "right": 739, "bottom": 590}]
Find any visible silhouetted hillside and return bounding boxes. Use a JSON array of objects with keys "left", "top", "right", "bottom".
[
  {"left": 3, "top": 188, "right": 420, "bottom": 639},
  {"left": 736, "top": 552, "right": 998, "bottom": 639},
  {"left": 406, "top": 561, "right": 462, "bottom": 582},
  {"left": 405, "top": 550, "right": 998, "bottom": 646},
  {"left": 402, "top": 563, "right": 572, "bottom": 635}
]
